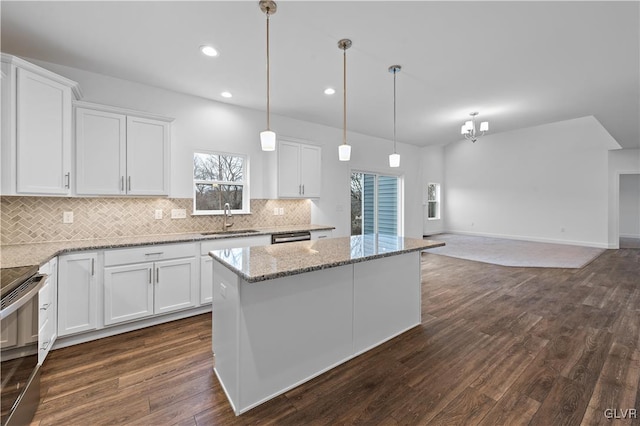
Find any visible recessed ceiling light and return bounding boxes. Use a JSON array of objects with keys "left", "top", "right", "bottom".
[
  {"left": 200, "top": 45, "right": 219, "bottom": 57},
  {"left": 221, "top": 91, "right": 232, "bottom": 98},
  {"left": 324, "top": 88, "right": 335, "bottom": 95}
]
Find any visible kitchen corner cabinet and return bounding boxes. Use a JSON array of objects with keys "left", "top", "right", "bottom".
[
  {"left": 1, "top": 54, "right": 81, "bottom": 195},
  {"left": 277, "top": 139, "right": 321, "bottom": 198},
  {"left": 103, "top": 243, "right": 197, "bottom": 326},
  {"left": 75, "top": 102, "right": 172, "bottom": 196},
  {"left": 58, "top": 252, "right": 98, "bottom": 337}
]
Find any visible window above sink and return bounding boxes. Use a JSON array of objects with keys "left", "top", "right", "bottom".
[{"left": 193, "top": 151, "right": 250, "bottom": 215}]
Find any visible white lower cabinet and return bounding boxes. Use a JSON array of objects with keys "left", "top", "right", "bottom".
[
  {"left": 310, "top": 230, "right": 333, "bottom": 240},
  {"left": 103, "top": 243, "right": 197, "bottom": 326},
  {"left": 38, "top": 258, "right": 58, "bottom": 364},
  {"left": 58, "top": 252, "right": 98, "bottom": 337}
]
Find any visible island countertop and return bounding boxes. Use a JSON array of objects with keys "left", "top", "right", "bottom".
[{"left": 209, "top": 234, "right": 444, "bottom": 283}]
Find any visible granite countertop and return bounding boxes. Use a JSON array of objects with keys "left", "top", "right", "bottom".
[
  {"left": 209, "top": 234, "right": 445, "bottom": 283},
  {"left": 0, "top": 224, "right": 334, "bottom": 269}
]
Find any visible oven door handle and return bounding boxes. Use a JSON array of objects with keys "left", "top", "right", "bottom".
[{"left": 0, "top": 274, "right": 47, "bottom": 320}]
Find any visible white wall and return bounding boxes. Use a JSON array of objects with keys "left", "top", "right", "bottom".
[
  {"left": 32, "top": 59, "right": 424, "bottom": 238},
  {"left": 444, "top": 116, "right": 619, "bottom": 248},
  {"left": 619, "top": 174, "right": 640, "bottom": 237},
  {"left": 420, "top": 145, "right": 445, "bottom": 236},
  {"left": 608, "top": 149, "right": 640, "bottom": 247}
]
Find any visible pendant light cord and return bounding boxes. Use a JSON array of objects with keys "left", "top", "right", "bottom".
[
  {"left": 266, "top": 10, "right": 271, "bottom": 130},
  {"left": 393, "top": 70, "right": 397, "bottom": 153},
  {"left": 343, "top": 46, "right": 347, "bottom": 145}
]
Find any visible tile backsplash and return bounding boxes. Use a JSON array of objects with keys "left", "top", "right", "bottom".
[{"left": 1, "top": 197, "right": 310, "bottom": 244}]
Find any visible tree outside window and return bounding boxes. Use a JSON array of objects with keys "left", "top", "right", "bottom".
[{"left": 193, "top": 152, "right": 249, "bottom": 214}]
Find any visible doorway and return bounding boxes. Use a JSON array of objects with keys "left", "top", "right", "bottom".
[{"left": 619, "top": 173, "right": 640, "bottom": 248}]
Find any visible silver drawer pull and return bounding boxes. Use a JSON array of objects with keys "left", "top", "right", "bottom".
[
  {"left": 40, "top": 341, "right": 50, "bottom": 351},
  {"left": 148, "top": 268, "right": 152, "bottom": 284},
  {"left": 40, "top": 303, "right": 50, "bottom": 311},
  {"left": 145, "top": 252, "right": 164, "bottom": 256},
  {"left": 156, "top": 268, "right": 159, "bottom": 283}
]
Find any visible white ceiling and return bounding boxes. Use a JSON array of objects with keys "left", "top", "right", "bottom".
[{"left": 1, "top": 1, "right": 638, "bottom": 148}]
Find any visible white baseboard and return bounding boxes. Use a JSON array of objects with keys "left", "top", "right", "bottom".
[
  {"left": 620, "top": 233, "right": 640, "bottom": 239},
  {"left": 444, "top": 229, "right": 610, "bottom": 249}
]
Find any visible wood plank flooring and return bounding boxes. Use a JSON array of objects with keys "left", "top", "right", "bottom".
[{"left": 30, "top": 249, "right": 640, "bottom": 425}]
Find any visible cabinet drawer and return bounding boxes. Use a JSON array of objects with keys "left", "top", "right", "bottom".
[{"left": 105, "top": 243, "right": 196, "bottom": 266}]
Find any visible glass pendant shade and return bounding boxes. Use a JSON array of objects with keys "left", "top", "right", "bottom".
[
  {"left": 480, "top": 121, "right": 489, "bottom": 132},
  {"left": 389, "top": 153, "right": 400, "bottom": 168},
  {"left": 260, "top": 130, "right": 276, "bottom": 151},
  {"left": 339, "top": 144, "right": 351, "bottom": 161}
]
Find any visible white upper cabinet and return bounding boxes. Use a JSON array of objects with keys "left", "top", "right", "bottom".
[
  {"left": 75, "top": 102, "right": 171, "bottom": 196},
  {"left": 277, "top": 139, "right": 321, "bottom": 198},
  {"left": 1, "top": 54, "right": 80, "bottom": 195},
  {"left": 75, "top": 108, "right": 126, "bottom": 195}
]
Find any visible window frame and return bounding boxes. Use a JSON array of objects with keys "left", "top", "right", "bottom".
[
  {"left": 427, "top": 182, "right": 440, "bottom": 220},
  {"left": 192, "top": 150, "right": 250, "bottom": 215}
]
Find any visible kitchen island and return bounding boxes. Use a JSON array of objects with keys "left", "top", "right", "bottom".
[{"left": 209, "top": 234, "right": 444, "bottom": 415}]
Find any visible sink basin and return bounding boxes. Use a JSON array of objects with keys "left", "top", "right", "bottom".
[{"left": 200, "top": 229, "right": 260, "bottom": 236}]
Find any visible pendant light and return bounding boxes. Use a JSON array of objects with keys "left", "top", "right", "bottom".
[
  {"left": 338, "top": 39, "right": 352, "bottom": 161},
  {"left": 388, "top": 65, "right": 401, "bottom": 167},
  {"left": 259, "top": 1, "right": 277, "bottom": 151}
]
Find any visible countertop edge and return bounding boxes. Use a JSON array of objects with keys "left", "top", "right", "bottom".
[{"left": 210, "top": 240, "right": 445, "bottom": 283}]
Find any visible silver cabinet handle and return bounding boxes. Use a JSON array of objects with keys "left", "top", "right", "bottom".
[
  {"left": 40, "top": 303, "right": 51, "bottom": 311},
  {"left": 91, "top": 258, "right": 95, "bottom": 276},
  {"left": 145, "top": 252, "right": 164, "bottom": 257},
  {"left": 128, "top": 176, "right": 131, "bottom": 191},
  {"left": 318, "top": 235, "right": 327, "bottom": 239},
  {"left": 156, "top": 267, "right": 159, "bottom": 283},
  {"left": 302, "top": 184, "right": 305, "bottom": 195},
  {"left": 299, "top": 184, "right": 301, "bottom": 195},
  {"left": 148, "top": 268, "right": 152, "bottom": 284},
  {"left": 40, "top": 340, "right": 50, "bottom": 351},
  {"left": 121, "top": 176, "right": 124, "bottom": 191},
  {"left": 64, "top": 172, "right": 70, "bottom": 189}
]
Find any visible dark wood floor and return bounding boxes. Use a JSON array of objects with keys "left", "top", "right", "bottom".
[{"left": 31, "top": 249, "right": 640, "bottom": 425}]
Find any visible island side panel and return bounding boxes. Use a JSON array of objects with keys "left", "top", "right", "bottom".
[
  {"left": 237, "top": 265, "right": 354, "bottom": 414},
  {"left": 212, "top": 259, "right": 241, "bottom": 412},
  {"left": 353, "top": 252, "right": 421, "bottom": 354}
]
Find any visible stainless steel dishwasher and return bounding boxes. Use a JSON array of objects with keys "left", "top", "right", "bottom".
[{"left": 271, "top": 231, "right": 311, "bottom": 244}]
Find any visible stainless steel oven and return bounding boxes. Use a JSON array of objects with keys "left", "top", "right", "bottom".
[{"left": 1, "top": 266, "right": 46, "bottom": 426}]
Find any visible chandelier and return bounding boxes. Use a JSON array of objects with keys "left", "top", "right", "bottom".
[{"left": 461, "top": 112, "right": 489, "bottom": 143}]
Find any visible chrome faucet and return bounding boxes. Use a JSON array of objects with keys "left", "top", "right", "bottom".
[{"left": 223, "top": 202, "right": 234, "bottom": 230}]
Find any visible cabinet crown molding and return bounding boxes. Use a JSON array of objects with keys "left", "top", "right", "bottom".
[
  {"left": 1, "top": 53, "right": 83, "bottom": 100},
  {"left": 73, "top": 100, "right": 174, "bottom": 123}
]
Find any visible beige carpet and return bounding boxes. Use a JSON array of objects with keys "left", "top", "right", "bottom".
[{"left": 424, "top": 233, "right": 605, "bottom": 268}]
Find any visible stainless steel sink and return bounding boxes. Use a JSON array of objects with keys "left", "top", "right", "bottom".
[{"left": 200, "top": 229, "right": 260, "bottom": 236}]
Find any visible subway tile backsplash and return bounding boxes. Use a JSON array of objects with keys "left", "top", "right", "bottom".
[{"left": 0, "top": 197, "right": 310, "bottom": 244}]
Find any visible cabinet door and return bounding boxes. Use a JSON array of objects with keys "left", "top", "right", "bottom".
[
  {"left": 16, "top": 67, "right": 72, "bottom": 194},
  {"left": 200, "top": 255, "right": 213, "bottom": 304},
  {"left": 58, "top": 253, "right": 98, "bottom": 337},
  {"left": 104, "top": 263, "right": 154, "bottom": 326},
  {"left": 154, "top": 258, "right": 197, "bottom": 315},
  {"left": 76, "top": 108, "right": 126, "bottom": 195},
  {"left": 300, "top": 144, "right": 321, "bottom": 198},
  {"left": 126, "top": 116, "right": 169, "bottom": 196},
  {"left": 277, "top": 140, "right": 301, "bottom": 198},
  {"left": 0, "top": 311, "right": 18, "bottom": 348}
]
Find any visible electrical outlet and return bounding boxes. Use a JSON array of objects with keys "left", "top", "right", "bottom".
[
  {"left": 63, "top": 211, "right": 74, "bottom": 224},
  {"left": 155, "top": 209, "right": 163, "bottom": 220},
  {"left": 171, "top": 209, "right": 187, "bottom": 219},
  {"left": 279, "top": 207, "right": 284, "bottom": 215},
  {"left": 273, "top": 208, "right": 279, "bottom": 216}
]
